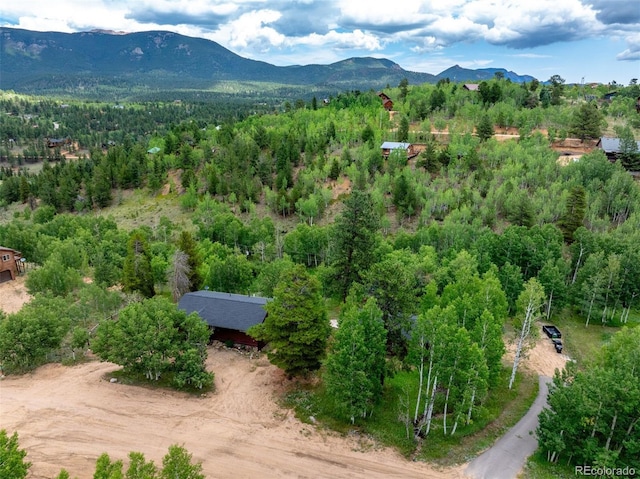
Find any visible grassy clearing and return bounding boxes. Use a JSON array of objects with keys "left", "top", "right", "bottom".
[
  {"left": 282, "top": 365, "right": 540, "bottom": 467},
  {"left": 549, "top": 311, "right": 632, "bottom": 367},
  {"left": 95, "top": 189, "right": 194, "bottom": 233},
  {"left": 522, "top": 452, "right": 577, "bottom": 479}
]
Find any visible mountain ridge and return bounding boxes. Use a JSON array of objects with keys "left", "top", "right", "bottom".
[{"left": 0, "top": 27, "right": 536, "bottom": 96}]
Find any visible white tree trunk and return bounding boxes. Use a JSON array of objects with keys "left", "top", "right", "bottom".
[
  {"left": 424, "top": 376, "right": 438, "bottom": 436},
  {"left": 509, "top": 300, "right": 535, "bottom": 390}
]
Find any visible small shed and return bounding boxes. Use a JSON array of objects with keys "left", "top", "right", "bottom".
[
  {"left": 596, "top": 137, "right": 640, "bottom": 162},
  {"left": 0, "top": 246, "right": 24, "bottom": 283},
  {"left": 178, "top": 291, "right": 270, "bottom": 347},
  {"left": 380, "top": 141, "right": 416, "bottom": 159},
  {"left": 463, "top": 83, "right": 479, "bottom": 91}
]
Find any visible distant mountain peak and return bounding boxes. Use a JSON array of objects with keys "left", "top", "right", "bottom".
[{"left": 0, "top": 27, "right": 536, "bottom": 96}]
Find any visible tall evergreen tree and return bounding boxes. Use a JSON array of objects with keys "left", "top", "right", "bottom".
[
  {"left": 476, "top": 114, "right": 494, "bottom": 141},
  {"left": 558, "top": 186, "right": 587, "bottom": 242},
  {"left": 176, "top": 231, "right": 201, "bottom": 291},
  {"left": 616, "top": 124, "right": 640, "bottom": 170},
  {"left": 397, "top": 115, "right": 409, "bottom": 142},
  {"left": 570, "top": 102, "right": 604, "bottom": 140},
  {"left": 122, "top": 230, "right": 155, "bottom": 298},
  {"left": 331, "top": 190, "right": 380, "bottom": 300},
  {"left": 249, "top": 265, "right": 330, "bottom": 377}
]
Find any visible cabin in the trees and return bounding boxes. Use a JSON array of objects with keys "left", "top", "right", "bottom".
[
  {"left": 381, "top": 141, "right": 416, "bottom": 159},
  {"left": 178, "top": 291, "right": 270, "bottom": 348},
  {"left": 378, "top": 92, "right": 394, "bottom": 111},
  {"left": 596, "top": 136, "right": 640, "bottom": 162},
  {"left": 47, "top": 138, "right": 71, "bottom": 148},
  {"left": 636, "top": 96, "right": 640, "bottom": 113},
  {"left": 0, "top": 246, "right": 24, "bottom": 283},
  {"left": 463, "top": 83, "right": 479, "bottom": 91}
]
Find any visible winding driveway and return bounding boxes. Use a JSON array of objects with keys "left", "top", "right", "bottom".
[{"left": 465, "top": 375, "right": 552, "bottom": 479}]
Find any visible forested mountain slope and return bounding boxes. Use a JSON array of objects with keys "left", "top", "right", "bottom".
[{"left": 0, "top": 78, "right": 639, "bottom": 472}]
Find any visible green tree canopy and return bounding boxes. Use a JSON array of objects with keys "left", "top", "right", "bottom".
[
  {"left": 570, "top": 102, "right": 604, "bottom": 140},
  {"left": 92, "top": 297, "right": 213, "bottom": 389},
  {"left": 122, "top": 230, "right": 155, "bottom": 298},
  {"left": 249, "top": 264, "right": 330, "bottom": 377},
  {"left": 0, "top": 430, "right": 31, "bottom": 479},
  {"left": 331, "top": 190, "right": 380, "bottom": 300},
  {"left": 323, "top": 294, "right": 387, "bottom": 423}
]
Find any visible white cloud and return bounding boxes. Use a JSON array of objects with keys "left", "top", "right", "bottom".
[
  {"left": 339, "top": 0, "right": 433, "bottom": 26},
  {"left": 616, "top": 32, "right": 640, "bottom": 61},
  {"left": 211, "top": 9, "right": 285, "bottom": 50},
  {"left": 1, "top": 0, "right": 637, "bottom": 82},
  {"left": 298, "top": 29, "right": 382, "bottom": 50}
]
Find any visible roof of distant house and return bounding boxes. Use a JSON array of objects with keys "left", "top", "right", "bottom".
[
  {"left": 177, "top": 291, "right": 270, "bottom": 331},
  {"left": 597, "top": 137, "right": 640, "bottom": 153},
  {"left": 463, "top": 83, "right": 479, "bottom": 91},
  {"left": 381, "top": 141, "right": 411, "bottom": 150}
]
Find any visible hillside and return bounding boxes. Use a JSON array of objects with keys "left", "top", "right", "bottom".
[{"left": 1, "top": 28, "right": 534, "bottom": 98}]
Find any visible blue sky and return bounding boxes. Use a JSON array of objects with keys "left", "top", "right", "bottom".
[{"left": 2, "top": 0, "right": 639, "bottom": 84}]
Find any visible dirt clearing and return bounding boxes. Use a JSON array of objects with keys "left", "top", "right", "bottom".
[
  {"left": 0, "top": 346, "right": 462, "bottom": 479},
  {"left": 0, "top": 275, "right": 31, "bottom": 315},
  {"left": 504, "top": 324, "right": 570, "bottom": 378}
]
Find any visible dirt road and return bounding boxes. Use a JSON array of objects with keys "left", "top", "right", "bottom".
[{"left": 464, "top": 376, "right": 551, "bottom": 479}]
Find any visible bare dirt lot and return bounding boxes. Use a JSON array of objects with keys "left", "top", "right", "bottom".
[{"left": 0, "top": 349, "right": 464, "bottom": 479}]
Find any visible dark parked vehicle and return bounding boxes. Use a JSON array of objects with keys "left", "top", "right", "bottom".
[
  {"left": 552, "top": 338, "right": 563, "bottom": 354},
  {"left": 542, "top": 325, "right": 562, "bottom": 339}
]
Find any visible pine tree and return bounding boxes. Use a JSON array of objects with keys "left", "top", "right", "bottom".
[
  {"left": 331, "top": 190, "right": 380, "bottom": 300},
  {"left": 176, "top": 231, "right": 201, "bottom": 291},
  {"left": 122, "top": 230, "right": 155, "bottom": 298},
  {"left": 570, "top": 102, "right": 603, "bottom": 140},
  {"left": 557, "top": 186, "right": 586, "bottom": 242},
  {"left": 476, "top": 114, "right": 494, "bottom": 141},
  {"left": 249, "top": 265, "right": 330, "bottom": 377}
]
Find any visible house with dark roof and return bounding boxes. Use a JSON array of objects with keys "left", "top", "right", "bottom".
[
  {"left": 178, "top": 291, "right": 270, "bottom": 347},
  {"left": 47, "top": 138, "right": 71, "bottom": 148},
  {"left": 596, "top": 137, "right": 640, "bottom": 162},
  {"left": 0, "top": 246, "right": 24, "bottom": 283}
]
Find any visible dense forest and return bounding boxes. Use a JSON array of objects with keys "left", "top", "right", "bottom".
[{"left": 0, "top": 75, "right": 639, "bottom": 474}]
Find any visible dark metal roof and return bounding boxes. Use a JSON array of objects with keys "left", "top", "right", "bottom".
[{"left": 178, "top": 291, "right": 269, "bottom": 332}]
